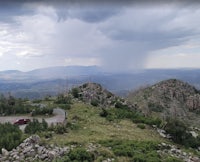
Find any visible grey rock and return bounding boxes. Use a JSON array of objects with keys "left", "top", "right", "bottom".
[
  {"left": 2, "top": 148, "right": 9, "bottom": 156},
  {"left": 48, "top": 150, "right": 56, "bottom": 160}
]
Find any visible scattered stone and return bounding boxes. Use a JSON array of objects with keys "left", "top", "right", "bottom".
[
  {"left": 0, "top": 135, "right": 70, "bottom": 162},
  {"left": 158, "top": 143, "right": 200, "bottom": 162},
  {"left": 1, "top": 148, "right": 9, "bottom": 156}
]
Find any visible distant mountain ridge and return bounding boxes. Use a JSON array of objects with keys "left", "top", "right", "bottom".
[
  {"left": 0, "top": 66, "right": 103, "bottom": 82},
  {"left": 1, "top": 66, "right": 200, "bottom": 99}
]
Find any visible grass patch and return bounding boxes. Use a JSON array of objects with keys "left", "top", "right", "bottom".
[
  {"left": 49, "top": 103, "right": 164, "bottom": 146},
  {"left": 99, "top": 140, "right": 161, "bottom": 161}
]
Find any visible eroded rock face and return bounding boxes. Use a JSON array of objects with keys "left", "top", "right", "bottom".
[
  {"left": 0, "top": 135, "right": 70, "bottom": 162},
  {"left": 75, "top": 82, "right": 136, "bottom": 110},
  {"left": 186, "top": 94, "right": 200, "bottom": 111}
]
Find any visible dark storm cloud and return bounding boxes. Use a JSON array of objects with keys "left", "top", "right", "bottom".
[
  {"left": 104, "top": 28, "right": 196, "bottom": 49},
  {"left": 0, "top": 1, "right": 35, "bottom": 23},
  {"left": 56, "top": 7, "right": 120, "bottom": 23},
  {"left": 1, "top": 0, "right": 200, "bottom": 71}
]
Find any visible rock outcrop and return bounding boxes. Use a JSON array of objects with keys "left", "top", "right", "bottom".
[
  {"left": 73, "top": 82, "right": 135, "bottom": 109},
  {"left": 158, "top": 143, "right": 200, "bottom": 162},
  {"left": 0, "top": 135, "right": 70, "bottom": 162},
  {"left": 128, "top": 79, "right": 200, "bottom": 125}
]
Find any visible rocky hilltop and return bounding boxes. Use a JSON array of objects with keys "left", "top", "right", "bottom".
[
  {"left": 72, "top": 82, "right": 135, "bottom": 109},
  {"left": 128, "top": 79, "right": 200, "bottom": 126}
]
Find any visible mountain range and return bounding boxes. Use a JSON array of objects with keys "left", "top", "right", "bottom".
[{"left": 1, "top": 66, "right": 200, "bottom": 99}]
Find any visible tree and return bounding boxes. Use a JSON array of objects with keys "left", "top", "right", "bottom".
[
  {"left": 164, "top": 118, "right": 187, "bottom": 143},
  {"left": 71, "top": 88, "right": 80, "bottom": 98}
]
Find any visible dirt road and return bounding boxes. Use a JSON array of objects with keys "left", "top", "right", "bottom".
[{"left": 0, "top": 108, "right": 66, "bottom": 130}]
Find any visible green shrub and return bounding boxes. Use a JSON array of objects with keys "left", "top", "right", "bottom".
[
  {"left": 25, "top": 118, "right": 48, "bottom": 134},
  {"left": 0, "top": 123, "right": 22, "bottom": 152},
  {"left": 164, "top": 157, "right": 183, "bottom": 162},
  {"left": 100, "top": 106, "right": 161, "bottom": 127},
  {"left": 164, "top": 118, "right": 200, "bottom": 148},
  {"left": 54, "top": 124, "right": 67, "bottom": 134},
  {"left": 71, "top": 88, "right": 80, "bottom": 98},
  {"left": 91, "top": 99, "right": 99, "bottom": 107},
  {"left": 99, "top": 108, "right": 109, "bottom": 117},
  {"left": 137, "top": 124, "right": 145, "bottom": 129},
  {"left": 54, "top": 94, "right": 72, "bottom": 104},
  {"left": 68, "top": 147, "right": 94, "bottom": 162},
  {"left": 31, "top": 107, "right": 54, "bottom": 116},
  {"left": 100, "top": 140, "right": 159, "bottom": 160},
  {"left": 61, "top": 104, "right": 71, "bottom": 110}
]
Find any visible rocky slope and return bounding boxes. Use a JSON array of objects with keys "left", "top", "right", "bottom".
[
  {"left": 72, "top": 82, "right": 135, "bottom": 109},
  {"left": 0, "top": 135, "right": 70, "bottom": 162},
  {"left": 128, "top": 79, "right": 200, "bottom": 126}
]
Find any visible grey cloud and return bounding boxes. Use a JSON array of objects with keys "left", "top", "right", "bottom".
[
  {"left": 105, "top": 29, "right": 195, "bottom": 49},
  {"left": 0, "top": 3, "right": 35, "bottom": 23},
  {"left": 56, "top": 7, "right": 120, "bottom": 23}
]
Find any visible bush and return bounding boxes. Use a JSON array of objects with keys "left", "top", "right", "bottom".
[
  {"left": 100, "top": 140, "right": 159, "bottom": 160},
  {"left": 99, "top": 108, "right": 109, "bottom": 117},
  {"left": 137, "top": 124, "right": 145, "bottom": 129},
  {"left": 48, "top": 123, "right": 68, "bottom": 134},
  {"left": 164, "top": 118, "right": 200, "bottom": 148},
  {"left": 164, "top": 157, "right": 183, "bottom": 162},
  {"left": 25, "top": 119, "right": 48, "bottom": 134},
  {"left": 71, "top": 88, "right": 80, "bottom": 98},
  {"left": 0, "top": 94, "right": 32, "bottom": 115},
  {"left": 68, "top": 147, "right": 94, "bottom": 162},
  {"left": 100, "top": 106, "right": 161, "bottom": 127},
  {"left": 54, "top": 124, "right": 67, "bottom": 134},
  {"left": 0, "top": 123, "right": 22, "bottom": 152},
  {"left": 54, "top": 94, "right": 72, "bottom": 104},
  {"left": 90, "top": 99, "right": 99, "bottom": 107}
]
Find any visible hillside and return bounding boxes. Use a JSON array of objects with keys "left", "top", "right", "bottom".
[
  {"left": 128, "top": 79, "right": 200, "bottom": 126},
  {"left": 0, "top": 82, "right": 200, "bottom": 161},
  {"left": 71, "top": 82, "right": 135, "bottom": 110}
]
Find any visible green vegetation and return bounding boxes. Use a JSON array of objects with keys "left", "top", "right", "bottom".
[
  {"left": 25, "top": 118, "right": 68, "bottom": 135},
  {"left": 164, "top": 157, "right": 183, "bottom": 162},
  {"left": 0, "top": 94, "right": 54, "bottom": 116},
  {"left": 0, "top": 94, "right": 31, "bottom": 115},
  {"left": 25, "top": 119, "right": 48, "bottom": 134},
  {"left": 31, "top": 107, "right": 54, "bottom": 116},
  {"left": 49, "top": 103, "right": 164, "bottom": 147},
  {"left": 100, "top": 105, "right": 162, "bottom": 127},
  {"left": 0, "top": 123, "right": 23, "bottom": 152},
  {"left": 49, "top": 123, "right": 68, "bottom": 134},
  {"left": 71, "top": 88, "right": 80, "bottom": 98},
  {"left": 90, "top": 99, "right": 99, "bottom": 107},
  {"left": 137, "top": 123, "right": 146, "bottom": 129},
  {"left": 100, "top": 140, "right": 160, "bottom": 161},
  {"left": 54, "top": 94, "right": 72, "bottom": 105},
  {"left": 0, "top": 81, "right": 199, "bottom": 162},
  {"left": 148, "top": 102, "right": 164, "bottom": 112},
  {"left": 164, "top": 118, "right": 200, "bottom": 148},
  {"left": 67, "top": 147, "right": 94, "bottom": 162}
]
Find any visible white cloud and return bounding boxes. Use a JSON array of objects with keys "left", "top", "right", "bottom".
[
  {"left": 64, "top": 57, "right": 100, "bottom": 66},
  {"left": 146, "top": 53, "right": 200, "bottom": 69}
]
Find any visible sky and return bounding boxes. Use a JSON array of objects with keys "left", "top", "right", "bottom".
[{"left": 0, "top": 0, "right": 200, "bottom": 72}]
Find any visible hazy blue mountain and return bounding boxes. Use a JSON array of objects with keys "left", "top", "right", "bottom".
[{"left": 0, "top": 66, "right": 200, "bottom": 99}]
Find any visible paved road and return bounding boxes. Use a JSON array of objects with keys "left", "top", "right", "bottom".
[{"left": 0, "top": 108, "right": 66, "bottom": 130}]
